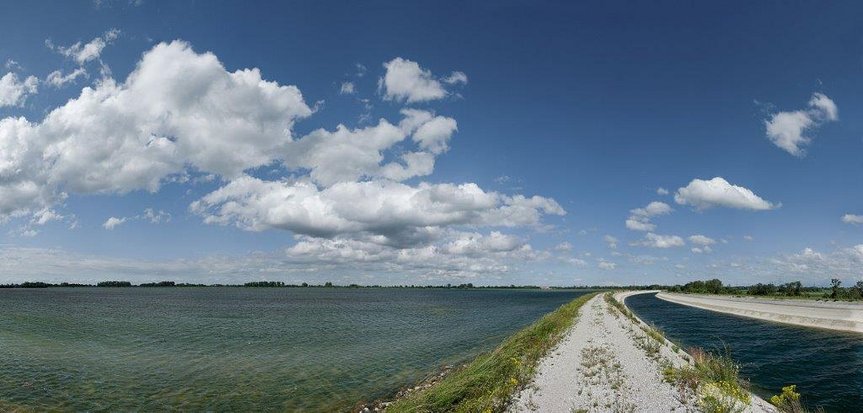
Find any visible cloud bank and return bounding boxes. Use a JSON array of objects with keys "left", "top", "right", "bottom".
[{"left": 0, "top": 40, "right": 563, "bottom": 280}]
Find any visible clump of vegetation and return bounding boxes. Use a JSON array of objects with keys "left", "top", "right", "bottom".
[
  {"left": 603, "top": 292, "right": 637, "bottom": 323},
  {"left": 769, "top": 385, "right": 814, "bottom": 413},
  {"left": 386, "top": 292, "right": 597, "bottom": 413},
  {"left": 663, "top": 347, "right": 751, "bottom": 413},
  {"left": 97, "top": 280, "right": 132, "bottom": 287},
  {"left": 667, "top": 278, "right": 863, "bottom": 301},
  {"left": 243, "top": 281, "right": 285, "bottom": 287},
  {"left": 822, "top": 279, "right": 863, "bottom": 300},
  {"left": 139, "top": 281, "right": 176, "bottom": 287}
]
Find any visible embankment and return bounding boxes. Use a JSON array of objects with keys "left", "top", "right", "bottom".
[
  {"left": 511, "top": 291, "right": 775, "bottom": 412},
  {"left": 656, "top": 292, "right": 863, "bottom": 334}
]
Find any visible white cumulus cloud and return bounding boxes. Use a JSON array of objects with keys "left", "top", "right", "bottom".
[
  {"left": 379, "top": 57, "right": 464, "bottom": 103},
  {"left": 764, "top": 92, "right": 838, "bottom": 157},
  {"left": 102, "top": 216, "right": 126, "bottom": 230},
  {"left": 674, "top": 177, "right": 777, "bottom": 211},
  {"left": 632, "top": 233, "right": 685, "bottom": 249},
  {"left": 191, "top": 176, "right": 564, "bottom": 247},
  {"left": 0, "top": 72, "right": 38, "bottom": 107},
  {"left": 626, "top": 201, "right": 672, "bottom": 232},
  {"left": 842, "top": 214, "right": 863, "bottom": 225},
  {"left": 688, "top": 234, "right": 715, "bottom": 246},
  {"left": 49, "top": 28, "right": 120, "bottom": 65},
  {"left": 0, "top": 42, "right": 563, "bottom": 279},
  {"left": 0, "top": 40, "right": 313, "bottom": 218},
  {"left": 46, "top": 67, "right": 88, "bottom": 88}
]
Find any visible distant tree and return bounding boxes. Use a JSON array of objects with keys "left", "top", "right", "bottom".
[
  {"left": 59, "top": 282, "right": 90, "bottom": 287},
  {"left": 748, "top": 283, "right": 777, "bottom": 296},
  {"left": 301, "top": 282, "right": 308, "bottom": 287},
  {"left": 97, "top": 281, "right": 132, "bottom": 287},
  {"left": 324, "top": 281, "right": 334, "bottom": 287},
  {"left": 244, "top": 281, "right": 284, "bottom": 287},
  {"left": 830, "top": 278, "right": 842, "bottom": 299},
  {"left": 704, "top": 279, "right": 723, "bottom": 294},
  {"left": 779, "top": 281, "right": 802, "bottom": 296},
  {"left": 854, "top": 281, "right": 863, "bottom": 300},
  {"left": 20, "top": 282, "right": 51, "bottom": 288},
  {"left": 139, "top": 281, "right": 176, "bottom": 287}
]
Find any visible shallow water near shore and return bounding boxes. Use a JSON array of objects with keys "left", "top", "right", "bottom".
[
  {"left": 626, "top": 293, "right": 863, "bottom": 413},
  {"left": 0, "top": 287, "right": 592, "bottom": 412}
]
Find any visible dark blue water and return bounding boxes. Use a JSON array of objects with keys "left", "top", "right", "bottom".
[
  {"left": 0, "top": 287, "right": 592, "bottom": 412},
  {"left": 625, "top": 293, "right": 863, "bottom": 413}
]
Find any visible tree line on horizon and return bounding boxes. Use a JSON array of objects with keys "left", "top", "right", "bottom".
[
  {"left": 670, "top": 278, "right": 863, "bottom": 300},
  {"left": 1, "top": 279, "right": 860, "bottom": 299}
]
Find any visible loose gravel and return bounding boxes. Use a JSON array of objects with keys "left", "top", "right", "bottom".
[{"left": 509, "top": 292, "right": 776, "bottom": 412}]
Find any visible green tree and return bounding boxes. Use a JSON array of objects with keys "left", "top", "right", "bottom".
[
  {"left": 830, "top": 278, "right": 841, "bottom": 299},
  {"left": 704, "top": 279, "right": 723, "bottom": 294},
  {"left": 853, "top": 281, "right": 863, "bottom": 300}
]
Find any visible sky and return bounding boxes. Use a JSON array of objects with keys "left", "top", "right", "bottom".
[{"left": 0, "top": 1, "right": 861, "bottom": 286}]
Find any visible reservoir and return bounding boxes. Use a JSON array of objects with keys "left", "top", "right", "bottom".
[{"left": 0, "top": 287, "right": 591, "bottom": 411}]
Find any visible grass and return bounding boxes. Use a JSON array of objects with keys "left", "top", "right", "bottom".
[
  {"left": 662, "top": 347, "right": 751, "bottom": 413},
  {"left": 386, "top": 292, "right": 598, "bottom": 413},
  {"left": 603, "top": 292, "right": 637, "bottom": 323}
]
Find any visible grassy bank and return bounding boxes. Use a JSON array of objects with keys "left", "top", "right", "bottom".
[{"left": 386, "top": 292, "right": 598, "bottom": 413}]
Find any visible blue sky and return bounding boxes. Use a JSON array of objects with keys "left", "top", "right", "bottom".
[{"left": 0, "top": 1, "right": 861, "bottom": 286}]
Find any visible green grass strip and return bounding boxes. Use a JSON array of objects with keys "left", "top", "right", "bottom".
[{"left": 387, "top": 292, "right": 598, "bottom": 413}]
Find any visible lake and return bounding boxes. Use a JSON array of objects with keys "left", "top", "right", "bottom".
[
  {"left": 625, "top": 292, "right": 863, "bottom": 413},
  {"left": 0, "top": 287, "right": 592, "bottom": 412}
]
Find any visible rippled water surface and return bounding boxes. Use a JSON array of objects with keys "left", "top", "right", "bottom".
[
  {"left": 626, "top": 293, "right": 863, "bottom": 412},
  {"left": 0, "top": 287, "right": 592, "bottom": 411}
]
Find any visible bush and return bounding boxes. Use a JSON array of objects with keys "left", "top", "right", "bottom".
[{"left": 769, "top": 385, "right": 808, "bottom": 413}]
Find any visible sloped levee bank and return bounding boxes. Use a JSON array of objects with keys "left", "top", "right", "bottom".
[
  {"left": 626, "top": 291, "right": 863, "bottom": 412},
  {"left": 655, "top": 292, "right": 863, "bottom": 333},
  {"left": 615, "top": 291, "right": 776, "bottom": 413},
  {"left": 383, "top": 293, "right": 597, "bottom": 413},
  {"left": 510, "top": 291, "right": 774, "bottom": 413},
  {"left": 381, "top": 291, "right": 778, "bottom": 413}
]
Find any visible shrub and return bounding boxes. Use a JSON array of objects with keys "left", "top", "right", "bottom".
[
  {"left": 664, "top": 347, "right": 751, "bottom": 412},
  {"left": 769, "top": 385, "right": 808, "bottom": 413}
]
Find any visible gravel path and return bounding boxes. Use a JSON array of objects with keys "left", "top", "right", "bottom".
[{"left": 510, "top": 292, "right": 776, "bottom": 413}]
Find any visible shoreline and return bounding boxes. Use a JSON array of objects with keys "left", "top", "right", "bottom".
[
  {"left": 655, "top": 291, "right": 863, "bottom": 334},
  {"left": 384, "top": 293, "right": 597, "bottom": 412}
]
